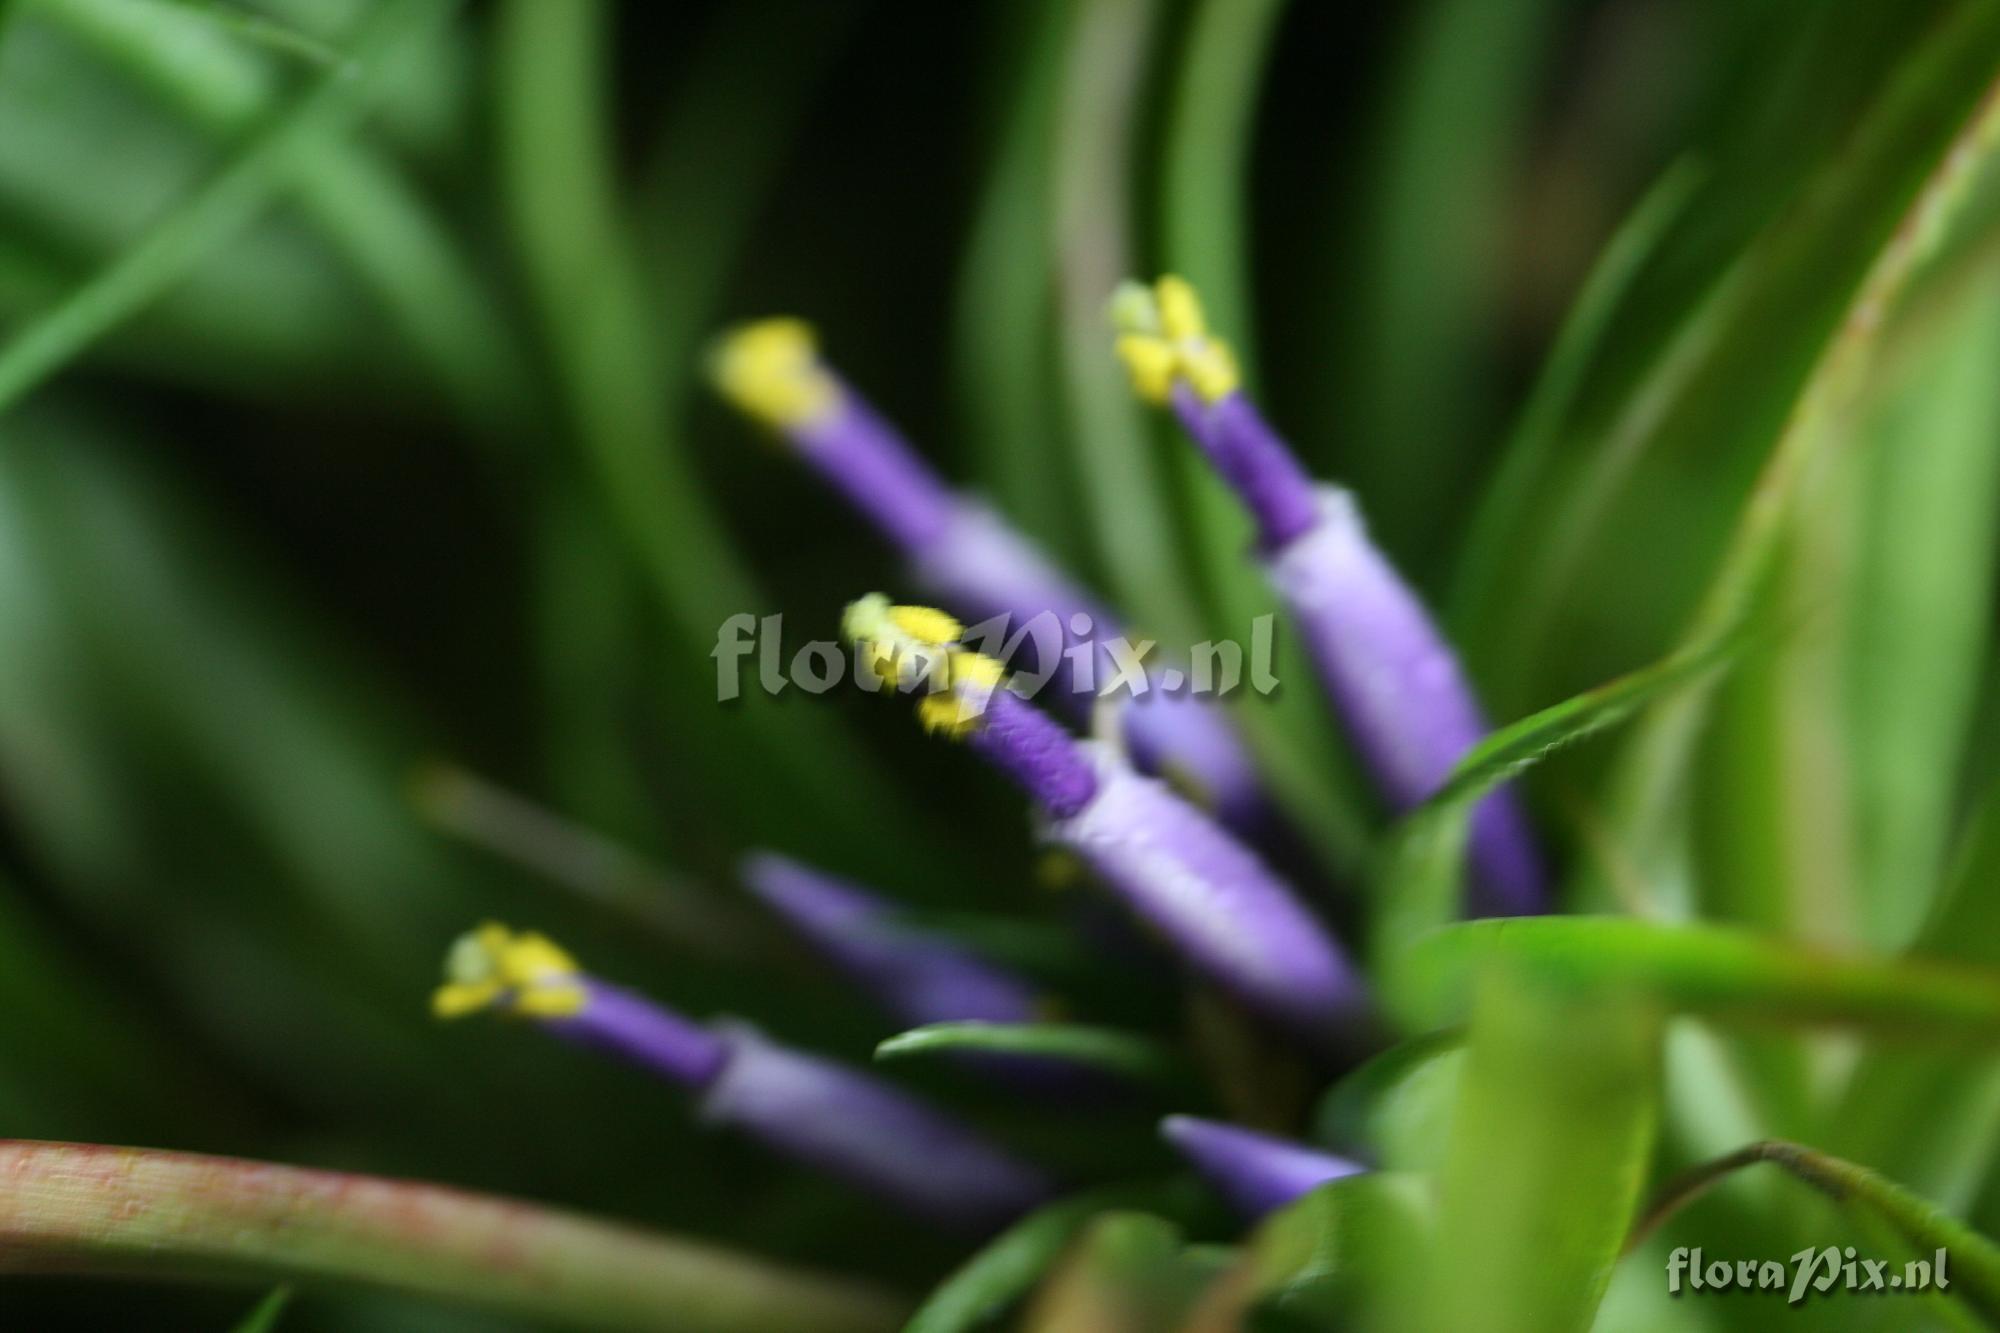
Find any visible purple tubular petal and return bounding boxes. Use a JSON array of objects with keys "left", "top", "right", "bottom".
[
  {"left": 1160, "top": 1115, "right": 1366, "bottom": 1219},
  {"left": 1042, "top": 744, "right": 1367, "bottom": 1036},
  {"left": 546, "top": 980, "right": 729, "bottom": 1087},
  {"left": 1171, "top": 386, "right": 1319, "bottom": 550},
  {"left": 785, "top": 387, "right": 1269, "bottom": 828},
  {"left": 1261, "top": 488, "right": 1545, "bottom": 916},
  {"left": 738, "top": 852, "right": 1040, "bottom": 1026},
  {"left": 791, "top": 387, "right": 958, "bottom": 551},
  {"left": 966, "top": 688, "right": 1101, "bottom": 819},
  {"left": 699, "top": 1022, "right": 1054, "bottom": 1230}
]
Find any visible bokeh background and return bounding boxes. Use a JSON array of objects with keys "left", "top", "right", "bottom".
[{"left": 3, "top": 0, "right": 2000, "bottom": 1326}]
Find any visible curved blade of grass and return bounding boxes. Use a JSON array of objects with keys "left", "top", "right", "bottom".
[
  {"left": 1831, "top": 779, "right": 2000, "bottom": 1210},
  {"left": 1449, "top": 157, "right": 1705, "bottom": 651},
  {"left": 1373, "top": 630, "right": 1745, "bottom": 980},
  {"left": 1419, "top": 970, "right": 1659, "bottom": 1333},
  {"left": 1158, "top": 0, "right": 1370, "bottom": 879},
  {"left": 1311, "top": 1028, "right": 1461, "bottom": 1150},
  {"left": 1627, "top": 1140, "right": 2000, "bottom": 1323},
  {"left": 0, "top": 1141, "right": 905, "bottom": 1333},
  {"left": 1844, "top": 269, "right": 2000, "bottom": 945},
  {"left": 875, "top": 1021, "right": 1187, "bottom": 1086},
  {"left": 229, "top": 1286, "right": 291, "bottom": 1333},
  {"left": 1397, "top": 916, "right": 2000, "bottom": 1038},
  {"left": 42, "top": 0, "right": 527, "bottom": 430},
  {"left": 1182, "top": 1172, "right": 1431, "bottom": 1333},
  {"left": 954, "top": 0, "right": 1076, "bottom": 557},
  {"left": 1049, "top": 0, "right": 1202, "bottom": 644},
  {"left": 493, "top": 0, "right": 942, "bottom": 866},
  {"left": 0, "top": 0, "right": 454, "bottom": 414},
  {"left": 904, "top": 1180, "right": 1197, "bottom": 1333},
  {"left": 1020, "top": 1212, "right": 1227, "bottom": 1332},
  {"left": 1333, "top": 0, "right": 1559, "bottom": 558},
  {"left": 410, "top": 762, "right": 771, "bottom": 962},
  {"left": 1589, "top": 37, "right": 2000, "bottom": 918}
]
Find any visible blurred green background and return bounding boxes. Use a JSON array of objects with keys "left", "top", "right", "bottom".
[{"left": 3, "top": 0, "right": 2000, "bottom": 1327}]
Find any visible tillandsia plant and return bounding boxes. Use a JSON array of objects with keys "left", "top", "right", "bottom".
[{"left": 10, "top": 1, "right": 2000, "bottom": 1331}]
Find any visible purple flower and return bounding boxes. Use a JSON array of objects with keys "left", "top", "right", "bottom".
[
  {"left": 709, "top": 319, "right": 1266, "bottom": 828},
  {"left": 1112, "top": 277, "right": 1546, "bottom": 917},
  {"left": 1160, "top": 1115, "right": 1367, "bottom": 1219},
  {"left": 433, "top": 923, "right": 1051, "bottom": 1230},
  {"left": 738, "top": 851, "right": 1041, "bottom": 1028},
  {"left": 842, "top": 596, "right": 1367, "bottom": 1039}
]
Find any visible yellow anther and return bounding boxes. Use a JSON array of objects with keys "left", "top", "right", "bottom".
[
  {"left": 708, "top": 318, "right": 839, "bottom": 429},
  {"left": 914, "top": 649, "right": 1005, "bottom": 738},
  {"left": 1154, "top": 275, "right": 1207, "bottom": 341},
  {"left": 844, "top": 594, "right": 964, "bottom": 688},
  {"left": 1115, "top": 334, "right": 1178, "bottom": 406},
  {"left": 432, "top": 922, "right": 588, "bottom": 1021},
  {"left": 1182, "top": 340, "right": 1241, "bottom": 403},
  {"left": 1107, "top": 280, "right": 1162, "bottom": 336},
  {"left": 888, "top": 604, "right": 963, "bottom": 646},
  {"left": 1106, "top": 277, "right": 1240, "bottom": 405}
]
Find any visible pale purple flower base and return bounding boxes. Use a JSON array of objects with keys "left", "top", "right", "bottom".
[
  {"left": 1161, "top": 1115, "right": 1366, "bottom": 1219},
  {"left": 550, "top": 985, "right": 1049, "bottom": 1230},
  {"left": 551, "top": 981, "right": 728, "bottom": 1087},
  {"left": 739, "top": 851, "right": 1040, "bottom": 1026},
  {"left": 795, "top": 390, "right": 958, "bottom": 552},
  {"left": 1263, "top": 488, "right": 1546, "bottom": 917},
  {"left": 698, "top": 1022, "right": 1054, "bottom": 1231},
  {"left": 1042, "top": 744, "right": 1366, "bottom": 1038}
]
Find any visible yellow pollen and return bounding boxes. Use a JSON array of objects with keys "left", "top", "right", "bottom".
[
  {"left": 432, "top": 921, "right": 588, "bottom": 1021},
  {"left": 1105, "top": 276, "right": 1241, "bottom": 405},
  {"left": 709, "top": 318, "right": 839, "bottom": 429}
]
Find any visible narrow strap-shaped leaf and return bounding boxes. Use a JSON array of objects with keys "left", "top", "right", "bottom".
[
  {"left": 1181, "top": 1172, "right": 1432, "bottom": 1332},
  {"left": 875, "top": 1021, "right": 1187, "bottom": 1085},
  {"left": 1019, "top": 1212, "right": 1228, "bottom": 1332},
  {"left": 228, "top": 1286, "right": 291, "bottom": 1333},
  {"left": 1415, "top": 971, "right": 1659, "bottom": 1333},
  {"left": 903, "top": 1181, "right": 1195, "bottom": 1333},
  {"left": 1594, "top": 39, "right": 2000, "bottom": 918},
  {"left": 1627, "top": 1140, "right": 2000, "bottom": 1323},
  {"left": 1373, "top": 631, "right": 1743, "bottom": 982},
  {"left": 1398, "top": 916, "right": 2000, "bottom": 1037},
  {"left": 0, "top": 0, "right": 455, "bottom": 414},
  {"left": 0, "top": 1142, "right": 904, "bottom": 1333}
]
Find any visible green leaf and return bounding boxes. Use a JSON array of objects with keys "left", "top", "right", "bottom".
[
  {"left": 1831, "top": 779, "right": 2000, "bottom": 1210},
  {"left": 875, "top": 1021, "right": 1188, "bottom": 1086},
  {"left": 0, "top": 1142, "right": 905, "bottom": 1333},
  {"left": 1843, "top": 267, "right": 2000, "bottom": 945},
  {"left": 492, "top": 0, "right": 945, "bottom": 871},
  {"left": 1398, "top": 916, "right": 2000, "bottom": 1038},
  {"left": 1587, "top": 20, "right": 2000, "bottom": 922},
  {"left": 0, "top": 0, "right": 455, "bottom": 413},
  {"left": 1373, "top": 631, "right": 1743, "bottom": 981},
  {"left": 228, "top": 1286, "right": 291, "bottom": 1333},
  {"left": 1188, "top": 1172, "right": 1432, "bottom": 1333},
  {"left": 1630, "top": 1140, "right": 2000, "bottom": 1325},
  {"left": 905, "top": 1182, "right": 1196, "bottom": 1333},
  {"left": 1047, "top": 0, "right": 1203, "bottom": 645},
  {"left": 1417, "top": 970, "right": 1659, "bottom": 1333},
  {"left": 1020, "top": 1212, "right": 1229, "bottom": 1332}
]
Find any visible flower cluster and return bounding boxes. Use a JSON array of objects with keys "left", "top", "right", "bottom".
[{"left": 437, "top": 277, "right": 1542, "bottom": 1233}]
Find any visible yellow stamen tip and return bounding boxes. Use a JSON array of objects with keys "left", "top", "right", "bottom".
[
  {"left": 888, "top": 604, "right": 964, "bottom": 645},
  {"left": 433, "top": 921, "right": 588, "bottom": 1021},
  {"left": 1107, "top": 277, "right": 1240, "bottom": 405},
  {"left": 1115, "top": 334, "right": 1178, "bottom": 405},
  {"left": 709, "top": 317, "right": 839, "bottom": 429},
  {"left": 1154, "top": 275, "right": 1207, "bottom": 341}
]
